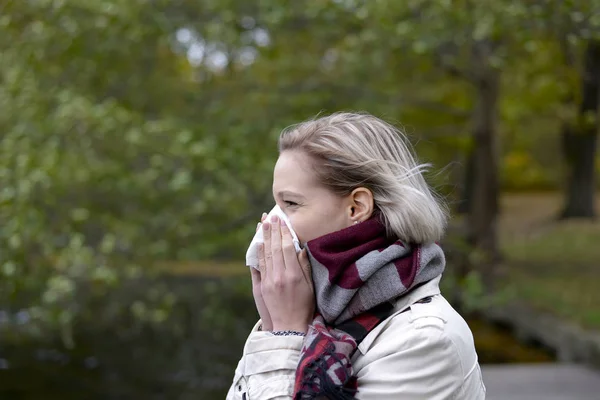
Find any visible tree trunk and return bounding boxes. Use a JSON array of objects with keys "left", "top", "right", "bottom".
[
  {"left": 457, "top": 149, "right": 475, "bottom": 214},
  {"left": 466, "top": 41, "right": 501, "bottom": 287},
  {"left": 560, "top": 125, "right": 598, "bottom": 218},
  {"left": 560, "top": 41, "right": 600, "bottom": 219}
]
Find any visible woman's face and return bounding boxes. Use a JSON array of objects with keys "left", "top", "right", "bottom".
[{"left": 272, "top": 150, "right": 352, "bottom": 244}]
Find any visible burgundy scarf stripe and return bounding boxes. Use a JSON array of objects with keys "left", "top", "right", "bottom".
[
  {"left": 294, "top": 217, "right": 446, "bottom": 399},
  {"left": 307, "top": 219, "right": 395, "bottom": 291},
  {"left": 394, "top": 246, "right": 420, "bottom": 288}
]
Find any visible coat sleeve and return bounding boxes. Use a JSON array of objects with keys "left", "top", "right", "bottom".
[
  {"left": 354, "top": 316, "right": 466, "bottom": 400},
  {"left": 226, "top": 321, "right": 305, "bottom": 400}
]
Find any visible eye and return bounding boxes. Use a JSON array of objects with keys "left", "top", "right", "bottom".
[{"left": 284, "top": 200, "right": 299, "bottom": 207}]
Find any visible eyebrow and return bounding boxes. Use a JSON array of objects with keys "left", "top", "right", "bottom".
[{"left": 276, "top": 190, "right": 306, "bottom": 200}]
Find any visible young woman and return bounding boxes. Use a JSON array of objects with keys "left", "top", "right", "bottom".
[{"left": 227, "top": 112, "right": 486, "bottom": 399}]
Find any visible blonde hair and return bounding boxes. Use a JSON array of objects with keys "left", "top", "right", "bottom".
[{"left": 278, "top": 112, "right": 448, "bottom": 244}]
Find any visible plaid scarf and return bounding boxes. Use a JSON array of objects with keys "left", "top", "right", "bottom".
[{"left": 293, "top": 216, "right": 446, "bottom": 399}]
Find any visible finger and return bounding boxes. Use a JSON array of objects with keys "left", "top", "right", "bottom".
[
  {"left": 263, "top": 221, "right": 273, "bottom": 277},
  {"left": 256, "top": 212, "right": 267, "bottom": 232},
  {"left": 281, "top": 221, "right": 301, "bottom": 278},
  {"left": 251, "top": 266, "right": 262, "bottom": 285},
  {"left": 270, "top": 215, "right": 285, "bottom": 279},
  {"left": 257, "top": 243, "right": 267, "bottom": 279},
  {"left": 298, "top": 249, "right": 313, "bottom": 287}
]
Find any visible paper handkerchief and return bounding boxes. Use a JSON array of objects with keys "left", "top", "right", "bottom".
[{"left": 245, "top": 205, "right": 302, "bottom": 269}]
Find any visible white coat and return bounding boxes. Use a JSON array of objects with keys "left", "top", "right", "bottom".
[{"left": 226, "top": 276, "right": 486, "bottom": 399}]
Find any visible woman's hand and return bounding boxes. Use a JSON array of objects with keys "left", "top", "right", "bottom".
[
  {"left": 259, "top": 214, "right": 315, "bottom": 333},
  {"left": 251, "top": 213, "right": 272, "bottom": 331}
]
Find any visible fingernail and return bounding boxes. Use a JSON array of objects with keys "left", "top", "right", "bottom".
[
  {"left": 263, "top": 222, "right": 270, "bottom": 231},
  {"left": 271, "top": 215, "right": 279, "bottom": 223},
  {"left": 262, "top": 212, "right": 267, "bottom": 218},
  {"left": 280, "top": 219, "right": 285, "bottom": 226}
]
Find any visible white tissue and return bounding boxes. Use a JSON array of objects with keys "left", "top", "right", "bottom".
[{"left": 245, "top": 205, "right": 302, "bottom": 269}]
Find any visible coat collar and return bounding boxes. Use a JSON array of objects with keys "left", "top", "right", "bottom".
[{"left": 356, "top": 275, "right": 442, "bottom": 355}]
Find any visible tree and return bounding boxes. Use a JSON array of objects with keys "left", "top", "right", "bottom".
[
  {"left": 536, "top": 0, "right": 600, "bottom": 218},
  {"left": 363, "top": 1, "right": 538, "bottom": 284},
  {"left": 0, "top": 0, "right": 278, "bottom": 341},
  {"left": 560, "top": 40, "right": 600, "bottom": 219}
]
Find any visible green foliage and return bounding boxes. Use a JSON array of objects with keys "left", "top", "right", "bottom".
[
  {"left": 0, "top": 0, "right": 274, "bottom": 342},
  {"left": 1, "top": 0, "right": 600, "bottom": 343}
]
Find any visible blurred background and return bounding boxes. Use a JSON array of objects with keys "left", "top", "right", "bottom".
[{"left": 0, "top": 0, "right": 599, "bottom": 399}]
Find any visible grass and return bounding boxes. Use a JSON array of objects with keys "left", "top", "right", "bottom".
[{"left": 498, "top": 192, "right": 600, "bottom": 329}]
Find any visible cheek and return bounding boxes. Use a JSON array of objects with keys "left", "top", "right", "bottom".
[
  {"left": 288, "top": 214, "right": 312, "bottom": 244},
  {"left": 289, "top": 207, "right": 347, "bottom": 244}
]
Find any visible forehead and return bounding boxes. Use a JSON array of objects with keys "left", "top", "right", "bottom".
[{"left": 272, "top": 151, "right": 318, "bottom": 192}]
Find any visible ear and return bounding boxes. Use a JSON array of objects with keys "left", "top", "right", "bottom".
[{"left": 348, "top": 187, "right": 374, "bottom": 223}]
